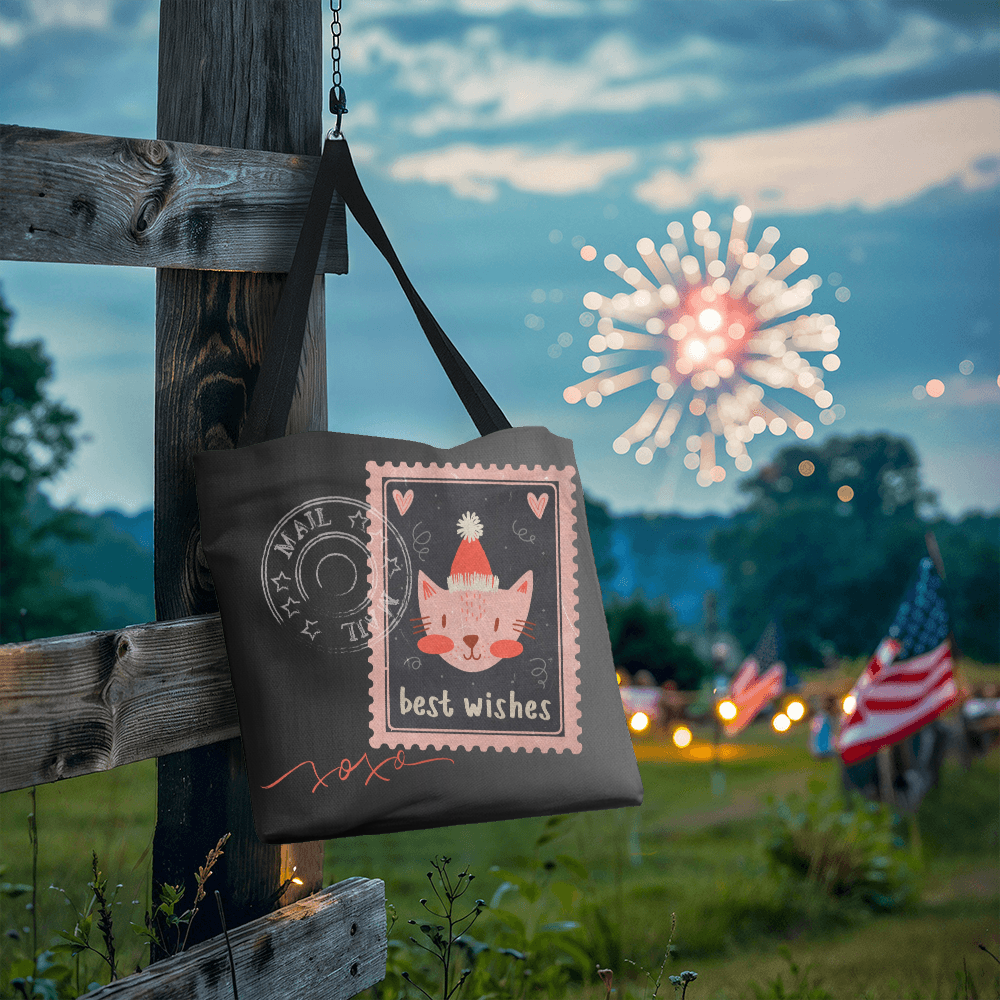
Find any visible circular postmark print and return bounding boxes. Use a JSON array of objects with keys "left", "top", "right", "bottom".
[{"left": 260, "top": 496, "right": 411, "bottom": 653}]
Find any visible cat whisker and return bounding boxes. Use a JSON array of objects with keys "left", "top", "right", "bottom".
[
  {"left": 514, "top": 619, "right": 535, "bottom": 627},
  {"left": 410, "top": 616, "right": 430, "bottom": 623}
]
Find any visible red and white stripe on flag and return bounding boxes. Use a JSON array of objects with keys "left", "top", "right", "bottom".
[
  {"left": 836, "top": 638, "right": 957, "bottom": 764},
  {"left": 723, "top": 656, "right": 786, "bottom": 737}
]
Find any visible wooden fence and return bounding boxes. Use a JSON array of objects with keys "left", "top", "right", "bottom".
[{"left": 0, "top": 2, "right": 386, "bottom": 996}]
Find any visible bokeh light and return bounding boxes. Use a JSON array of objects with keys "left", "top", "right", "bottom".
[
  {"left": 837, "top": 485, "right": 854, "bottom": 502},
  {"left": 786, "top": 699, "right": 806, "bottom": 722},
  {"left": 772, "top": 713, "right": 791, "bottom": 733},
  {"left": 959, "top": 360, "right": 974, "bottom": 375},
  {"left": 926, "top": 379, "right": 945, "bottom": 398},
  {"left": 843, "top": 694, "right": 857, "bottom": 715},
  {"left": 630, "top": 712, "right": 650, "bottom": 733},
  {"left": 717, "top": 699, "right": 738, "bottom": 722},
  {"left": 672, "top": 725, "right": 693, "bottom": 748},
  {"left": 798, "top": 460, "right": 815, "bottom": 476},
  {"left": 564, "top": 206, "right": 842, "bottom": 483}
]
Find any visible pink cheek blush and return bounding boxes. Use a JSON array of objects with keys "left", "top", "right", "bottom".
[
  {"left": 490, "top": 639, "right": 523, "bottom": 659},
  {"left": 418, "top": 635, "right": 454, "bottom": 655}
]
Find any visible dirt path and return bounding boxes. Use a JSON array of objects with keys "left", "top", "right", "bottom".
[
  {"left": 648, "top": 768, "right": 812, "bottom": 833},
  {"left": 633, "top": 737, "right": 785, "bottom": 764},
  {"left": 923, "top": 864, "right": 1000, "bottom": 904}
]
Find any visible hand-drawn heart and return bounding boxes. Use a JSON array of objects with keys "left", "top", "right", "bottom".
[
  {"left": 527, "top": 492, "right": 549, "bottom": 519},
  {"left": 392, "top": 489, "right": 414, "bottom": 516}
]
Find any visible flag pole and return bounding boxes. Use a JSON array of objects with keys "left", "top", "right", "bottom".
[
  {"left": 924, "top": 530, "right": 961, "bottom": 654},
  {"left": 711, "top": 703, "right": 725, "bottom": 797},
  {"left": 898, "top": 529, "right": 959, "bottom": 862},
  {"left": 925, "top": 529, "right": 965, "bottom": 703},
  {"left": 710, "top": 638, "right": 728, "bottom": 798}
]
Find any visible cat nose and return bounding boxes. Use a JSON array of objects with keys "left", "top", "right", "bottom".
[{"left": 463, "top": 635, "right": 478, "bottom": 650}]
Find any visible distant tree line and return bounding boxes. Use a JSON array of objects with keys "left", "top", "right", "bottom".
[
  {"left": 586, "top": 494, "right": 707, "bottom": 688},
  {"left": 709, "top": 434, "right": 998, "bottom": 667}
]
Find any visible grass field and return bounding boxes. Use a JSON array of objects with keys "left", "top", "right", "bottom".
[{"left": 1, "top": 713, "right": 997, "bottom": 999}]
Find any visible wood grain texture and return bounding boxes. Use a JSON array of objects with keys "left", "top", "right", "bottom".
[
  {"left": 153, "top": 0, "right": 328, "bottom": 947},
  {"left": 82, "top": 878, "right": 386, "bottom": 1000},
  {"left": 0, "top": 125, "right": 347, "bottom": 273},
  {"left": 0, "top": 614, "right": 236, "bottom": 794}
]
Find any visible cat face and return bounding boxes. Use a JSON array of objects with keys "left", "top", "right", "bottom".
[{"left": 414, "top": 570, "right": 534, "bottom": 673}]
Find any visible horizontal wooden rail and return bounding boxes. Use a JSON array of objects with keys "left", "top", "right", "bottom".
[
  {"left": 0, "top": 125, "right": 348, "bottom": 272},
  {"left": 0, "top": 614, "right": 235, "bottom": 792},
  {"left": 83, "top": 877, "right": 386, "bottom": 1000}
]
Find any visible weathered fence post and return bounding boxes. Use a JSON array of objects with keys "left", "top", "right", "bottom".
[{"left": 153, "top": 0, "right": 327, "bottom": 947}]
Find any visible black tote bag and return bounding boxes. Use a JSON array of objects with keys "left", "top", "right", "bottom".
[{"left": 194, "top": 137, "right": 643, "bottom": 843}]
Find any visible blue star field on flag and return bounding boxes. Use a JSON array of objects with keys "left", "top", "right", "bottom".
[{"left": 887, "top": 557, "right": 950, "bottom": 660}]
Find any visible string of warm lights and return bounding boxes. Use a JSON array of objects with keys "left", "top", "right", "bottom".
[
  {"left": 620, "top": 686, "right": 809, "bottom": 742},
  {"left": 564, "top": 207, "right": 845, "bottom": 485}
]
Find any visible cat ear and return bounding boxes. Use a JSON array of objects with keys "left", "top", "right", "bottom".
[
  {"left": 418, "top": 570, "right": 441, "bottom": 600},
  {"left": 511, "top": 570, "right": 533, "bottom": 599}
]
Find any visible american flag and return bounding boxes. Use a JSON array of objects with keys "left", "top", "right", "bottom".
[
  {"left": 836, "top": 557, "right": 958, "bottom": 765},
  {"left": 724, "top": 620, "right": 786, "bottom": 737}
]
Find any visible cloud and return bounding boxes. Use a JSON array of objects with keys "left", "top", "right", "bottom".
[
  {"left": 390, "top": 143, "right": 636, "bottom": 199},
  {"left": 0, "top": 0, "right": 157, "bottom": 48},
  {"left": 632, "top": 93, "right": 1000, "bottom": 214},
  {"left": 799, "top": 11, "right": 999, "bottom": 87},
  {"left": 349, "top": 0, "right": 623, "bottom": 20},
  {"left": 918, "top": 378, "right": 1000, "bottom": 410},
  {"left": 347, "top": 25, "right": 724, "bottom": 136},
  {"left": 339, "top": 4, "right": 996, "bottom": 150}
]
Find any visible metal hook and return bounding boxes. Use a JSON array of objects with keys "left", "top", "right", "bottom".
[{"left": 330, "top": 85, "right": 348, "bottom": 138}]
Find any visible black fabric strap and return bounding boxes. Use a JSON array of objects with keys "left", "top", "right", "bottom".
[{"left": 239, "top": 137, "right": 511, "bottom": 448}]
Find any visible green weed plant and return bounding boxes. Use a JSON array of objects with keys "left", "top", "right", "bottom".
[
  {"left": 762, "top": 777, "right": 921, "bottom": 913},
  {"left": 1, "top": 832, "right": 230, "bottom": 998}
]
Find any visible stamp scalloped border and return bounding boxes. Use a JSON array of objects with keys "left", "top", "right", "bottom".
[{"left": 365, "top": 461, "right": 582, "bottom": 754}]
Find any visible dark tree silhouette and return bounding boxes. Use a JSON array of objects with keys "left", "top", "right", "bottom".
[
  {"left": 711, "top": 433, "right": 997, "bottom": 666},
  {"left": 1, "top": 285, "right": 98, "bottom": 642},
  {"left": 605, "top": 593, "right": 706, "bottom": 689}
]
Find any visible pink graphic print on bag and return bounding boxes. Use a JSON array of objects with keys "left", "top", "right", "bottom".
[
  {"left": 415, "top": 512, "right": 533, "bottom": 673},
  {"left": 366, "top": 462, "right": 582, "bottom": 754}
]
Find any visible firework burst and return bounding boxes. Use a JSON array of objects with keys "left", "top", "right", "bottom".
[{"left": 563, "top": 206, "right": 843, "bottom": 486}]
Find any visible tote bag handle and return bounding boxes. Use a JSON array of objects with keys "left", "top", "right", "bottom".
[{"left": 239, "top": 137, "right": 512, "bottom": 448}]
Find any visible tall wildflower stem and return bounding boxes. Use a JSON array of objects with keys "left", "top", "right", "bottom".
[{"left": 28, "top": 787, "right": 38, "bottom": 990}]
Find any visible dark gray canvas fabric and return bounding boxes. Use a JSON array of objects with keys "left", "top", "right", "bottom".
[{"left": 195, "top": 425, "right": 643, "bottom": 843}]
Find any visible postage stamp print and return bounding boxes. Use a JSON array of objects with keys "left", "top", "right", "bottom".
[{"left": 365, "top": 462, "right": 582, "bottom": 753}]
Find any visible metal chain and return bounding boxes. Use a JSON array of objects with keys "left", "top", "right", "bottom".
[{"left": 329, "top": 0, "right": 347, "bottom": 135}]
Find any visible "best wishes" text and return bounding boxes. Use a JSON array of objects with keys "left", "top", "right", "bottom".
[{"left": 399, "top": 687, "right": 551, "bottom": 721}]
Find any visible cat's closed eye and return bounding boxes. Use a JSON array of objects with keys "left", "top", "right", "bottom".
[
  {"left": 494, "top": 617, "right": 500, "bottom": 632},
  {"left": 442, "top": 614, "right": 447, "bottom": 627}
]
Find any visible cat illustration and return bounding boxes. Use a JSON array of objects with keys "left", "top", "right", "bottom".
[{"left": 413, "top": 511, "right": 534, "bottom": 673}]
